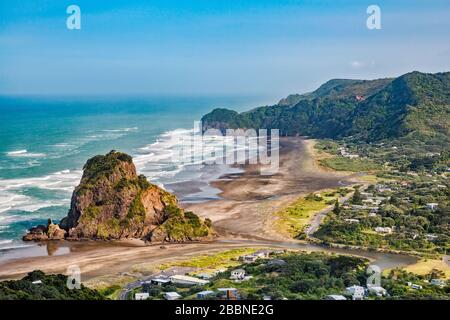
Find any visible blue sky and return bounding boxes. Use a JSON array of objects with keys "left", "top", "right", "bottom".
[{"left": 0, "top": 0, "right": 449, "bottom": 98}]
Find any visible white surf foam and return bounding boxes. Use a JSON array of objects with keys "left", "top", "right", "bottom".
[
  {"left": 6, "top": 149, "right": 46, "bottom": 158},
  {"left": 0, "top": 169, "right": 82, "bottom": 216}
]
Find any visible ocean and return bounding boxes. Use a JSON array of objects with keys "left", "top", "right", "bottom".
[{"left": 0, "top": 95, "right": 268, "bottom": 250}]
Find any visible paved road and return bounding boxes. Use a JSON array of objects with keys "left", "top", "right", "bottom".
[{"left": 305, "top": 189, "right": 356, "bottom": 236}]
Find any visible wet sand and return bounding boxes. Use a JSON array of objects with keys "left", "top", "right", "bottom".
[{"left": 183, "top": 137, "right": 358, "bottom": 240}]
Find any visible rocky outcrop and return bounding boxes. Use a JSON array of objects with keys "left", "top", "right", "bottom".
[
  {"left": 23, "top": 151, "right": 211, "bottom": 242},
  {"left": 23, "top": 219, "right": 67, "bottom": 241}
]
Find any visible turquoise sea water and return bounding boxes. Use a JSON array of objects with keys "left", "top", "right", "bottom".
[{"left": 0, "top": 95, "right": 265, "bottom": 249}]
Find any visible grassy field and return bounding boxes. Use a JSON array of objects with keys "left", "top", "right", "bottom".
[
  {"left": 158, "top": 248, "right": 258, "bottom": 272},
  {"left": 84, "top": 274, "right": 137, "bottom": 300},
  {"left": 274, "top": 191, "right": 338, "bottom": 238},
  {"left": 403, "top": 259, "right": 450, "bottom": 279},
  {"left": 319, "top": 156, "right": 381, "bottom": 172}
]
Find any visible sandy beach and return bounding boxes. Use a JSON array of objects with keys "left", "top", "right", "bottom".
[
  {"left": 183, "top": 137, "right": 358, "bottom": 240},
  {"left": 0, "top": 137, "right": 369, "bottom": 281}
]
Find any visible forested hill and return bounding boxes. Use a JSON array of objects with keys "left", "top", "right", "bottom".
[{"left": 201, "top": 71, "right": 449, "bottom": 144}]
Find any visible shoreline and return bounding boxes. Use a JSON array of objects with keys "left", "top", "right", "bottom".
[{"left": 0, "top": 137, "right": 419, "bottom": 281}]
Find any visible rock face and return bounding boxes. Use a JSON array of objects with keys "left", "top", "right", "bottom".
[
  {"left": 23, "top": 151, "right": 211, "bottom": 242},
  {"left": 23, "top": 219, "right": 67, "bottom": 241}
]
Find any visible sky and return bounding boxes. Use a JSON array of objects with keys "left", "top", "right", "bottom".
[{"left": 0, "top": 0, "right": 449, "bottom": 98}]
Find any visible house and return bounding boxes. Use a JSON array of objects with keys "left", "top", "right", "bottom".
[
  {"left": 169, "top": 275, "right": 209, "bottom": 286},
  {"left": 339, "top": 148, "right": 359, "bottom": 159},
  {"left": 31, "top": 280, "right": 42, "bottom": 285},
  {"left": 344, "top": 218, "right": 360, "bottom": 224},
  {"left": 426, "top": 203, "right": 439, "bottom": 211},
  {"left": 346, "top": 285, "right": 365, "bottom": 300},
  {"left": 376, "top": 185, "right": 392, "bottom": 192},
  {"left": 164, "top": 292, "right": 181, "bottom": 300},
  {"left": 368, "top": 211, "right": 377, "bottom": 217},
  {"left": 430, "top": 279, "right": 445, "bottom": 288},
  {"left": 230, "top": 269, "right": 246, "bottom": 281},
  {"left": 267, "top": 259, "right": 287, "bottom": 267},
  {"left": 324, "top": 295, "right": 347, "bottom": 300},
  {"left": 197, "top": 273, "right": 214, "bottom": 280},
  {"left": 352, "top": 205, "right": 368, "bottom": 210},
  {"left": 253, "top": 250, "right": 272, "bottom": 258},
  {"left": 368, "top": 286, "right": 387, "bottom": 297},
  {"left": 262, "top": 296, "right": 272, "bottom": 300},
  {"left": 135, "top": 292, "right": 149, "bottom": 300},
  {"left": 240, "top": 255, "right": 258, "bottom": 263},
  {"left": 197, "top": 290, "right": 215, "bottom": 299},
  {"left": 407, "top": 282, "right": 423, "bottom": 290},
  {"left": 149, "top": 276, "right": 171, "bottom": 286},
  {"left": 217, "top": 288, "right": 239, "bottom": 300},
  {"left": 375, "top": 227, "right": 393, "bottom": 234},
  {"left": 426, "top": 234, "right": 438, "bottom": 241}
]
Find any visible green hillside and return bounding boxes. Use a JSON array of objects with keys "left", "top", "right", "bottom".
[{"left": 201, "top": 71, "right": 449, "bottom": 145}]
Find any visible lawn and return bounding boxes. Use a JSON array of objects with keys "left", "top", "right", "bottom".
[
  {"left": 319, "top": 156, "right": 381, "bottom": 172},
  {"left": 158, "top": 248, "right": 258, "bottom": 272},
  {"left": 403, "top": 259, "right": 450, "bottom": 279},
  {"left": 84, "top": 274, "right": 137, "bottom": 300},
  {"left": 274, "top": 192, "right": 337, "bottom": 238}
]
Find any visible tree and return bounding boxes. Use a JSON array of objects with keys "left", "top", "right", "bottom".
[
  {"left": 332, "top": 199, "right": 341, "bottom": 214},
  {"left": 351, "top": 187, "right": 363, "bottom": 205}
]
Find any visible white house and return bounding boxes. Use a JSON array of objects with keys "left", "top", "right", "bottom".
[
  {"left": 407, "top": 282, "right": 423, "bottom": 290},
  {"left": 344, "top": 219, "right": 360, "bottom": 224},
  {"left": 426, "top": 203, "right": 439, "bottom": 211},
  {"left": 426, "top": 234, "right": 438, "bottom": 241},
  {"left": 253, "top": 250, "right": 271, "bottom": 258},
  {"left": 375, "top": 227, "right": 393, "bottom": 234},
  {"left": 149, "top": 277, "right": 171, "bottom": 286},
  {"left": 31, "top": 280, "right": 43, "bottom": 285},
  {"left": 346, "top": 285, "right": 365, "bottom": 300},
  {"left": 230, "top": 269, "right": 246, "bottom": 281},
  {"left": 164, "top": 292, "right": 182, "bottom": 300},
  {"left": 325, "top": 295, "right": 347, "bottom": 300},
  {"left": 368, "top": 286, "right": 387, "bottom": 297},
  {"left": 240, "top": 255, "right": 258, "bottom": 263},
  {"left": 169, "top": 275, "right": 209, "bottom": 286},
  {"left": 430, "top": 279, "right": 445, "bottom": 288},
  {"left": 197, "top": 273, "right": 214, "bottom": 280},
  {"left": 135, "top": 292, "right": 149, "bottom": 300}
]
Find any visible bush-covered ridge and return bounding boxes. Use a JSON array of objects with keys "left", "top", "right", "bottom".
[{"left": 202, "top": 71, "right": 449, "bottom": 143}]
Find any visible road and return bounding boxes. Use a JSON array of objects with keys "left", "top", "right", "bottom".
[{"left": 304, "top": 188, "right": 356, "bottom": 236}]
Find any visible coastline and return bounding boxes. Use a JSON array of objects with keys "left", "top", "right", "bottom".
[{"left": 0, "top": 137, "right": 418, "bottom": 282}]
